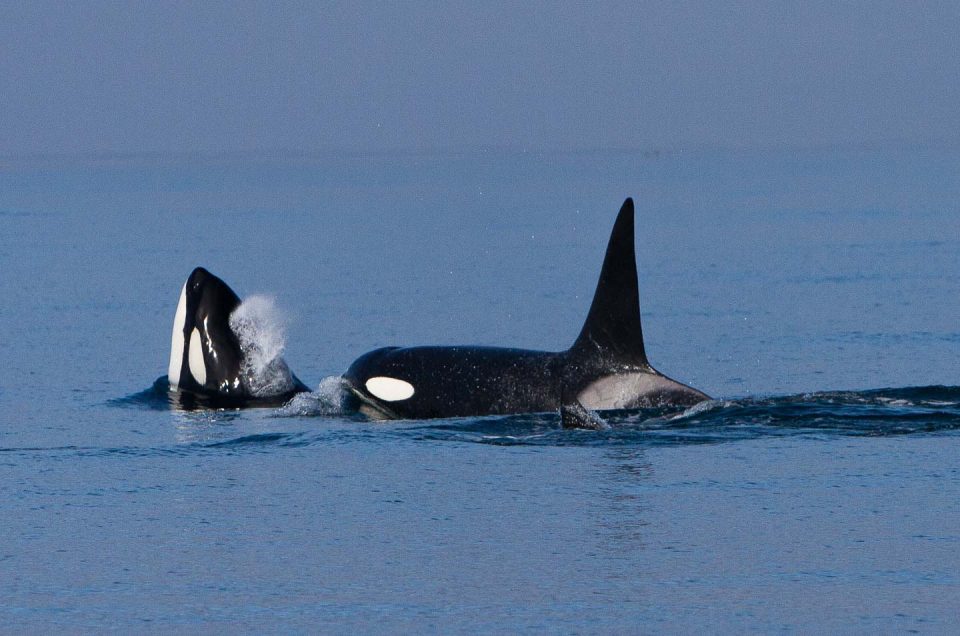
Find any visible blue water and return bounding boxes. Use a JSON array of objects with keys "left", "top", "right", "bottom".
[{"left": 2, "top": 148, "right": 959, "bottom": 631}]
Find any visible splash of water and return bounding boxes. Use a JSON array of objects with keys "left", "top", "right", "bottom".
[
  {"left": 275, "top": 376, "right": 356, "bottom": 416},
  {"left": 229, "top": 295, "right": 296, "bottom": 397}
]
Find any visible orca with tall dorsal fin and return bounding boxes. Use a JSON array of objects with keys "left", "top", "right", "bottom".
[
  {"left": 167, "top": 267, "right": 308, "bottom": 408},
  {"left": 343, "top": 198, "right": 710, "bottom": 421}
]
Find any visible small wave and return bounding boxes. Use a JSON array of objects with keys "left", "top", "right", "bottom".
[
  {"left": 103, "top": 384, "right": 960, "bottom": 449},
  {"left": 108, "top": 376, "right": 293, "bottom": 411},
  {"left": 847, "top": 385, "right": 960, "bottom": 406},
  {"left": 397, "top": 385, "right": 960, "bottom": 446},
  {"left": 204, "top": 432, "right": 300, "bottom": 448},
  {"left": 107, "top": 377, "right": 173, "bottom": 410},
  {"left": 274, "top": 376, "right": 357, "bottom": 417},
  {"left": 665, "top": 398, "right": 729, "bottom": 421}
]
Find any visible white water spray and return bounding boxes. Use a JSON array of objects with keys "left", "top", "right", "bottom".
[
  {"left": 276, "top": 376, "right": 354, "bottom": 416},
  {"left": 229, "top": 295, "right": 296, "bottom": 397}
]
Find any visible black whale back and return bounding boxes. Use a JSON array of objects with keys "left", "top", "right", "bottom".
[
  {"left": 344, "top": 198, "right": 662, "bottom": 419},
  {"left": 346, "top": 346, "right": 560, "bottom": 419}
]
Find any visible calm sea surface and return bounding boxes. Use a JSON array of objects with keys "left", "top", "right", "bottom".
[{"left": 1, "top": 148, "right": 959, "bottom": 632}]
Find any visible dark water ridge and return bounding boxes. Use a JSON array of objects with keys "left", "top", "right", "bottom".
[{"left": 81, "top": 383, "right": 960, "bottom": 455}]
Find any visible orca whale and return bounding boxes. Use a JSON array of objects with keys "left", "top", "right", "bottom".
[
  {"left": 167, "top": 267, "right": 308, "bottom": 408},
  {"left": 343, "top": 198, "right": 710, "bottom": 421}
]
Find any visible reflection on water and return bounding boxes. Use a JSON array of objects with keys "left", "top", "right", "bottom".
[{"left": 591, "top": 448, "right": 654, "bottom": 560}]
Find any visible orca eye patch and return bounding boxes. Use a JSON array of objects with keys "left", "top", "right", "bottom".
[{"left": 365, "top": 377, "right": 415, "bottom": 401}]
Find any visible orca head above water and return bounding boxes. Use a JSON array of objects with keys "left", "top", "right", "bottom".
[
  {"left": 343, "top": 198, "right": 710, "bottom": 421},
  {"left": 167, "top": 267, "right": 307, "bottom": 408}
]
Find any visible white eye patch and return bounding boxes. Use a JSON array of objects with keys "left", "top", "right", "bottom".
[{"left": 365, "top": 377, "right": 414, "bottom": 401}]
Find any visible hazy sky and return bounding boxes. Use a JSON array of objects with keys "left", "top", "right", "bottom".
[{"left": 1, "top": 1, "right": 957, "bottom": 155}]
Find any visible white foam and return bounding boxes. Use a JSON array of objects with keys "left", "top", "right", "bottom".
[
  {"left": 668, "top": 399, "right": 726, "bottom": 421},
  {"left": 167, "top": 282, "right": 187, "bottom": 388},
  {"left": 275, "top": 376, "right": 353, "bottom": 417},
  {"left": 229, "top": 295, "right": 295, "bottom": 397}
]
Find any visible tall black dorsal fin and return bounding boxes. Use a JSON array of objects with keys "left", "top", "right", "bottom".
[{"left": 568, "top": 198, "right": 648, "bottom": 367}]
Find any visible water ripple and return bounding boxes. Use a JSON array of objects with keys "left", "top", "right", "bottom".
[{"left": 86, "top": 384, "right": 960, "bottom": 455}]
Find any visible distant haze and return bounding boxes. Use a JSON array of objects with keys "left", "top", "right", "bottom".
[{"left": 1, "top": 1, "right": 957, "bottom": 155}]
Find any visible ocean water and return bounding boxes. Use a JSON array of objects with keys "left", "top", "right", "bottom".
[{"left": 1, "top": 148, "right": 959, "bottom": 632}]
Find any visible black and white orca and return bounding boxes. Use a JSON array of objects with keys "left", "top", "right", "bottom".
[
  {"left": 167, "top": 267, "right": 308, "bottom": 408},
  {"left": 343, "top": 198, "right": 710, "bottom": 423}
]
